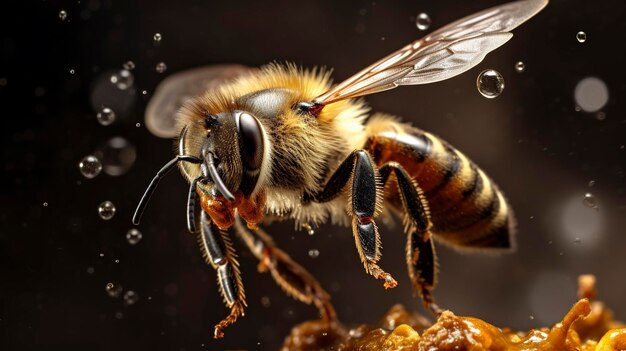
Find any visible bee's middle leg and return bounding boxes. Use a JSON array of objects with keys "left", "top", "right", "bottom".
[
  {"left": 379, "top": 162, "right": 442, "bottom": 315},
  {"left": 311, "top": 150, "right": 397, "bottom": 289},
  {"left": 233, "top": 217, "right": 336, "bottom": 322}
]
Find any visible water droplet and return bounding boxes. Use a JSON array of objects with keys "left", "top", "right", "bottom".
[
  {"left": 115, "top": 312, "right": 124, "bottom": 319},
  {"left": 106, "top": 282, "right": 123, "bottom": 298},
  {"left": 587, "top": 180, "right": 595, "bottom": 187},
  {"left": 514, "top": 61, "right": 525, "bottom": 73},
  {"left": 78, "top": 155, "right": 102, "bottom": 179},
  {"left": 98, "top": 201, "right": 116, "bottom": 220},
  {"left": 123, "top": 290, "right": 139, "bottom": 305},
  {"left": 153, "top": 32, "right": 162, "bottom": 43},
  {"left": 135, "top": 122, "right": 141, "bottom": 127},
  {"left": 582, "top": 193, "right": 598, "bottom": 210},
  {"left": 595, "top": 111, "right": 606, "bottom": 120},
  {"left": 476, "top": 69, "right": 504, "bottom": 98},
  {"left": 58, "top": 10, "right": 67, "bottom": 21},
  {"left": 302, "top": 223, "right": 315, "bottom": 236},
  {"left": 123, "top": 61, "right": 135, "bottom": 70},
  {"left": 96, "top": 107, "right": 116, "bottom": 126},
  {"left": 308, "top": 249, "right": 320, "bottom": 258},
  {"left": 94, "top": 137, "right": 137, "bottom": 176},
  {"left": 529, "top": 315, "right": 535, "bottom": 320},
  {"left": 261, "top": 296, "right": 271, "bottom": 307},
  {"left": 69, "top": 69, "right": 75, "bottom": 75},
  {"left": 155, "top": 62, "right": 167, "bottom": 74},
  {"left": 576, "top": 31, "right": 587, "bottom": 43},
  {"left": 126, "top": 228, "right": 143, "bottom": 245},
  {"left": 99, "top": 253, "right": 105, "bottom": 257},
  {"left": 43, "top": 202, "right": 48, "bottom": 207},
  {"left": 114, "top": 259, "right": 120, "bottom": 263},
  {"left": 110, "top": 69, "right": 134, "bottom": 90},
  {"left": 86, "top": 266, "right": 95, "bottom": 274},
  {"left": 416, "top": 12, "right": 431, "bottom": 31},
  {"left": 574, "top": 77, "right": 609, "bottom": 112},
  {"left": 142, "top": 90, "right": 148, "bottom": 95}
]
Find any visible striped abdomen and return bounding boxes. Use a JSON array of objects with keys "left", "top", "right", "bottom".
[{"left": 365, "top": 120, "right": 514, "bottom": 250}]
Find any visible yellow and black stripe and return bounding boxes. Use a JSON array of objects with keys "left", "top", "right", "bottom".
[{"left": 365, "top": 123, "right": 514, "bottom": 251}]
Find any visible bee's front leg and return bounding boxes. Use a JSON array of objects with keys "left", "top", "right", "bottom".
[
  {"left": 197, "top": 211, "right": 247, "bottom": 339},
  {"left": 233, "top": 217, "right": 336, "bottom": 322},
  {"left": 310, "top": 150, "right": 397, "bottom": 289}
]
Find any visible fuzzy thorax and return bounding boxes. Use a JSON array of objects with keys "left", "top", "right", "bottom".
[{"left": 176, "top": 63, "right": 371, "bottom": 226}]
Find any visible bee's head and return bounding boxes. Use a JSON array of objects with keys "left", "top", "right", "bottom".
[{"left": 178, "top": 110, "right": 267, "bottom": 201}]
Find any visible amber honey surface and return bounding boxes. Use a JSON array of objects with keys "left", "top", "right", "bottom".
[{"left": 281, "top": 275, "right": 625, "bottom": 351}]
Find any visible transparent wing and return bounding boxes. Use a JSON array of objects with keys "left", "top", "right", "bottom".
[
  {"left": 314, "top": 0, "right": 548, "bottom": 105},
  {"left": 145, "top": 64, "right": 253, "bottom": 138}
]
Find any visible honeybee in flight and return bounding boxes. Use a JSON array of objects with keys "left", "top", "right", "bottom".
[{"left": 134, "top": 0, "right": 547, "bottom": 339}]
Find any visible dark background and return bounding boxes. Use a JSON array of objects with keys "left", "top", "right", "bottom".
[{"left": 1, "top": 0, "right": 625, "bottom": 350}]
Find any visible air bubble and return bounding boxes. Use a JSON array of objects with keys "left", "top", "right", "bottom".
[
  {"left": 135, "top": 123, "right": 141, "bottom": 127},
  {"left": 155, "top": 62, "right": 167, "bottom": 74},
  {"left": 98, "top": 201, "right": 116, "bottom": 220},
  {"left": 43, "top": 202, "right": 48, "bottom": 207},
  {"left": 126, "top": 228, "right": 143, "bottom": 245},
  {"left": 576, "top": 31, "right": 587, "bottom": 43},
  {"left": 261, "top": 296, "right": 271, "bottom": 307},
  {"left": 110, "top": 69, "right": 134, "bottom": 90},
  {"left": 96, "top": 107, "right": 116, "bottom": 126},
  {"left": 308, "top": 249, "right": 320, "bottom": 258},
  {"left": 476, "top": 69, "right": 504, "bottom": 98},
  {"left": 582, "top": 193, "right": 598, "bottom": 210},
  {"left": 515, "top": 61, "right": 525, "bottom": 73},
  {"left": 302, "top": 223, "right": 315, "bottom": 236},
  {"left": 587, "top": 180, "right": 595, "bottom": 187},
  {"left": 595, "top": 112, "right": 606, "bottom": 121},
  {"left": 153, "top": 33, "right": 162, "bottom": 43},
  {"left": 123, "top": 290, "right": 139, "bottom": 305},
  {"left": 123, "top": 61, "right": 135, "bottom": 70},
  {"left": 78, "top": 155, "right": 102, "bottom": 179},
  {"left": 106, "top": 282, "right": 123, "bottom": 298},
  {"left": 69, "top": 69, "right": 75, "bottom": 75},
  {"left": 95, "top": 137, "right": 137, "bottom": 176},
  {"left": 59, "top": 10, "right": 67, "bottom": 21},
  {"left": 574, "top": 77, "right": 609, "bottom": 112},
  {"left": 416, "top": 13, "right": 431, "bottom": 31}
]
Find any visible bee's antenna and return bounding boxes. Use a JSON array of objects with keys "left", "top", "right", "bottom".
[
  {"left": 206, "top": 152, "right": 236, "bottom": 202},
  {"left": 186, "top": 176, "right": 202, "bottom": 233},
  {"left": 133, "top": 155, "right": 202, "bottom": 225}
]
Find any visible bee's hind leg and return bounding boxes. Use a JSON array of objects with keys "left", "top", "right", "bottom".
[
  {"left": 197, "top": 211, "right": 247, "bottom": 339},
  {"left": 379, "top": 162, "right": 442, "bottom": 316},
  {"left": 233, "top": 217, "right": 336, "bottom": 322},
  {"left": 309, "top": 150, "right": 397, "bottom": 289}
]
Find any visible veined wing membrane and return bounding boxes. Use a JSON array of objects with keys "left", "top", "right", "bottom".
[{"left": 314, "top": 0, "right": 548, "bottom": 105}]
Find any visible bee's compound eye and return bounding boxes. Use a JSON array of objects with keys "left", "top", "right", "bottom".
[{"left": 237, "top": 112, "right": 264, "bottom": 171}]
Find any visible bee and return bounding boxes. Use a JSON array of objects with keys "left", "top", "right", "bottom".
[{"left": 134, "top": 0, "right": 547, "bottom": 339}]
